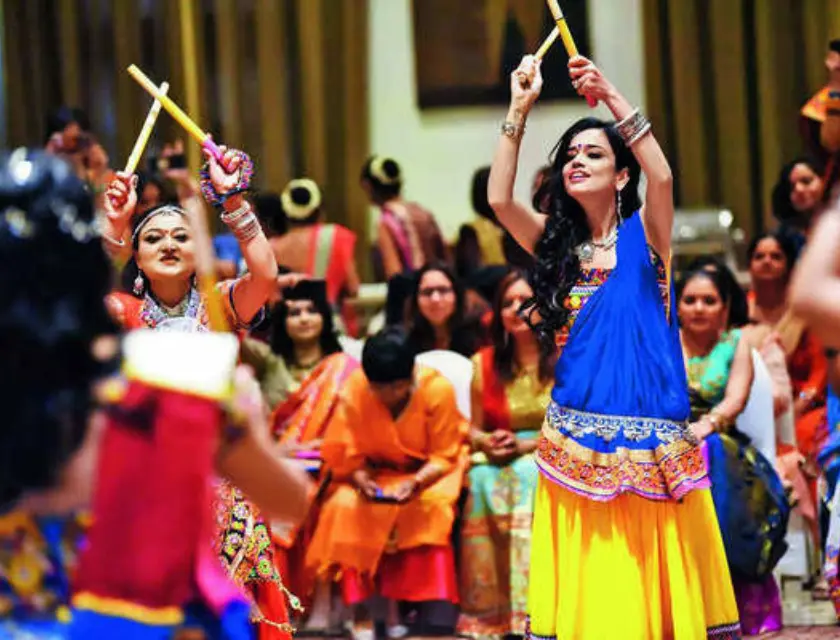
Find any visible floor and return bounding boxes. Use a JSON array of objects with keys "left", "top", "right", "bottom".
[{"left": 759, "top": 577, "right": 839, "bottom": 638}]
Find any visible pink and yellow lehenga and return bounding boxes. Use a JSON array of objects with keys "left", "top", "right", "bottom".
[{"left": 106, "top": 286, "right": 298, "bottom": 639}]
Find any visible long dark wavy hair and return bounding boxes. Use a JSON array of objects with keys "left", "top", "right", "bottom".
[
  {"left": 524, "top": 117, "right": 642, "bottom": 348},
  {"left": 407, "top": 262, "right": 480, "bottom": 357},
  {"left": 268, "top": 287, "right": 342, "bottom": 365},
  {"left": 491, "top": 269, "right": 554, "bottom": 383}
]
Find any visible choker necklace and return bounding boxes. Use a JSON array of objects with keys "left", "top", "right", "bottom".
[
  {"left": 159, "top": 295, "right": 191, "bottom": 317},
  {"left": 575, "top": 224, "right": 618, "bottom": 263},
  {"left": 141, "top": 287, "right": 203, "bottom": 330}
]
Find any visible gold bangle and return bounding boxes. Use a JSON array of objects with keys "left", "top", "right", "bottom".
[{"left": 708, "top": 412, "right": 730, "bottom": 431}]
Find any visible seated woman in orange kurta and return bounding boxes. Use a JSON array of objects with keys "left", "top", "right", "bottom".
[{"left": 306, "top": 328, "right": 468, "bottom": 633}]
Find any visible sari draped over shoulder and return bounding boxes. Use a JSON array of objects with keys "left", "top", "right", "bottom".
[
  {"left": 267, "top": 352, "right": 358, "bottom": 606},
  {"left": 538, "top": 212, "right": 706, "bottom": 501},
  {"left": 526, "top": 212, "right": 740, "bottom": 640},
  {"left": 307, "top": 224, "right": 359, "bottom": 335},
  {"left": 378, "top": 202, "right": 448, "bottom": 278},
  {"left": 101, "top": 288, "right": 292, "bottom": 639},
  {"left": 271, "top": 353, "right": 360, "bottom": 449}
]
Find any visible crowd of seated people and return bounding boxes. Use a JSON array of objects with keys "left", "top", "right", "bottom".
[
  {"left": 3, "top": 38, "right": 840, "bottom": 639},
  {"left": 247, "top": 140, "right": 838, "bottom": 639}
]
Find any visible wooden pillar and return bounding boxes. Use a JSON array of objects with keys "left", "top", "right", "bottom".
[
  {"left": 754, "top": 0, "right": 801, "bottom": 228},
  {"left": 213, "top": 0, "right": 243, "bottom": 147},
  {"left": 665, "top": 0, "right": 711, "bottom": 208},
  {"left": 707, "top": 0, "right": 755, "bottom": 235},
  {"left": 338, "top": 0, "right": 370, "bottom": 278},
  {"left": 255, "top": 0, "right": 291, "bottom": 191},
  {"left": 295, "top": 0, "right": 328, "bottom": 184},
  {"left": 179, "top": 0, "right": 204, "bottom": 174},
  {"left": 58, "top": 0, "right": 82, "bottom": 108},
  {"left": 113, "top": 1, "right": 143, "bottom": 162}
]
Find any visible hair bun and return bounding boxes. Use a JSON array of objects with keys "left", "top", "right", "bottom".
[
  {"left": 281, "top": 177, "right": 322, "bottom": 221},
  {"left": 369, "top": 156, "right": 402, "bottom": 186}
]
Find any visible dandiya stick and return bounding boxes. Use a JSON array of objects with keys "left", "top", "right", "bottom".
[
  {"left": 183, "top": 195, "right": 229, "bottom": 333},
  {"left": 127, "top": 64, "right": 224, "bottom": 162},
  {"left": 534, "top": 26, "right": 559, "bottom": 61},
  {"left": 124, "top": 81, "right": 169, "bottom": 174},
  {"left": 545, "top": 0, "right": 597, "bottom": 107}
]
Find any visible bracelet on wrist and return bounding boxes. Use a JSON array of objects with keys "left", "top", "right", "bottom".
[
  {"left": 198, "top": 149, "right": 255, "bottom": 208},
  {"left": 501, "top": 120, "right": 525, "bottom": 141},
  {"left": 707, "top": 411, "right": 731, "bottom": 432},
  {"left": 616, "top": 108, "right": 652, "bottom": 146},
  {"left": 101, "top": 233, "right": 126, "bottom": 248}
]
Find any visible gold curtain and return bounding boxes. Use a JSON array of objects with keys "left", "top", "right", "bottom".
[
  {"left": 1, "top": 0, "right": 370, "bottom": 274},
  {"left": 643, "top": 0, "right": 839, "bottom": 236}
]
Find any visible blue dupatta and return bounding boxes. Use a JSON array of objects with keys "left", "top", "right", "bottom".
[{"left": 536, "top": 212, "right": 709, "bottom": 501}]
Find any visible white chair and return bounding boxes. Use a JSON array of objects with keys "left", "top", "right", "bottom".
[
  {"left": 736, "top": 349, "right": 777, "bottom": 462},
  {"left": 415, "top": 349, "right": 473, "bottom": 421},
  {"left": 338, "top": 335, "right": 364, "bottom": 362}
]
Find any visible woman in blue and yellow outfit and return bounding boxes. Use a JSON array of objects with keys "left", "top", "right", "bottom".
[
  {"left": 487, "top": 52, "right": 740, "bottom": 638},
  {"left": 458, "top": 269, "right": 554, "bottom": 639}
]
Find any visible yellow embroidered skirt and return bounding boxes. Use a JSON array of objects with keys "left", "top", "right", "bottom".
[{"left": 527, "top": 476, "right": 741, "bottom": 639}]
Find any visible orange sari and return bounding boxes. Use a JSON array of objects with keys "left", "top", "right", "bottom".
[
  {"left": 306, "top": 367, "right": 468, "bottom": 603},
  {"left": 269, "top": 352, "right": 359, "bottom": 602}
]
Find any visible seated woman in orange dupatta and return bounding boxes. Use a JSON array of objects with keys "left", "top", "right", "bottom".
[
  {"left": 241, "top": 279, "right": 355, "bottom": 414},
  {"left": 241, "top": 280, "right": 359, "bottom": 631},
  {"left": 269, "top": 179, "right": 361, "bottom": 335},
  {"left": 306, "top": 328, "right": 468, "bottom": 640}
]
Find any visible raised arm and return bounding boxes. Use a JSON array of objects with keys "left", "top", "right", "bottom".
[
  {"left": 570, "top": 56, "right": 674, "bottom": 258},
  {"left": 100, "top": 172, "right": 137, "bottom": 267},
  {"left": 201, "top": 147, "right": 278, "bottom": 324},
  {"left": 488, "top": 56, "right": 547, "bottom": 254}
]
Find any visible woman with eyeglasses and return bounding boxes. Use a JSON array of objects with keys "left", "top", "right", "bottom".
[{"left": 406, "top": 263, "right": 486, "bottom": 358}]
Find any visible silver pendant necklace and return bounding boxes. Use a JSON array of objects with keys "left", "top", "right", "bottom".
[{"left": 575, "top": 224, "right": 618, "bottom": 263}]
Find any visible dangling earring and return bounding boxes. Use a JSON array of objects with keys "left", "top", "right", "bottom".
[
  {"left": 133, "top": 271, "right": 145, "bottom": 296},
  {"left": 616, "top": 188, "right": 623, "bottom": 222}
]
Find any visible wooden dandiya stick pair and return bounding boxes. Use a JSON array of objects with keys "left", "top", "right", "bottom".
[
  {"left": 122, "top": 64, "right": 229, "bottom": 332},
  {"left": 534, "top": 0, "right": 597, "bottom": 108}
]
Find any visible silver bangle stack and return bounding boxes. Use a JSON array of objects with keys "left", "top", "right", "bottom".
[
  {"left": 616, "top": 109, "right": 652, "bottom": 146},
  {"left": 221, "top": 201, "right": 261, "bottom": 243}
]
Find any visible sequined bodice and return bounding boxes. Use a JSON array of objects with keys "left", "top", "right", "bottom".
[{"left": 555, "top": 250, "right": 668, "bottom": 349}]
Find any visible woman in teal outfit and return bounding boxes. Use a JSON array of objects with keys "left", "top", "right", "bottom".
[{"left": 678, "top": 267, "right": 787, "bottom": 636}]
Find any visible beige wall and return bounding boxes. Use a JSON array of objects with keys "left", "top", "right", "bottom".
[{"left": 367, "top": 0, "right": 647, "bottom": 239}]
